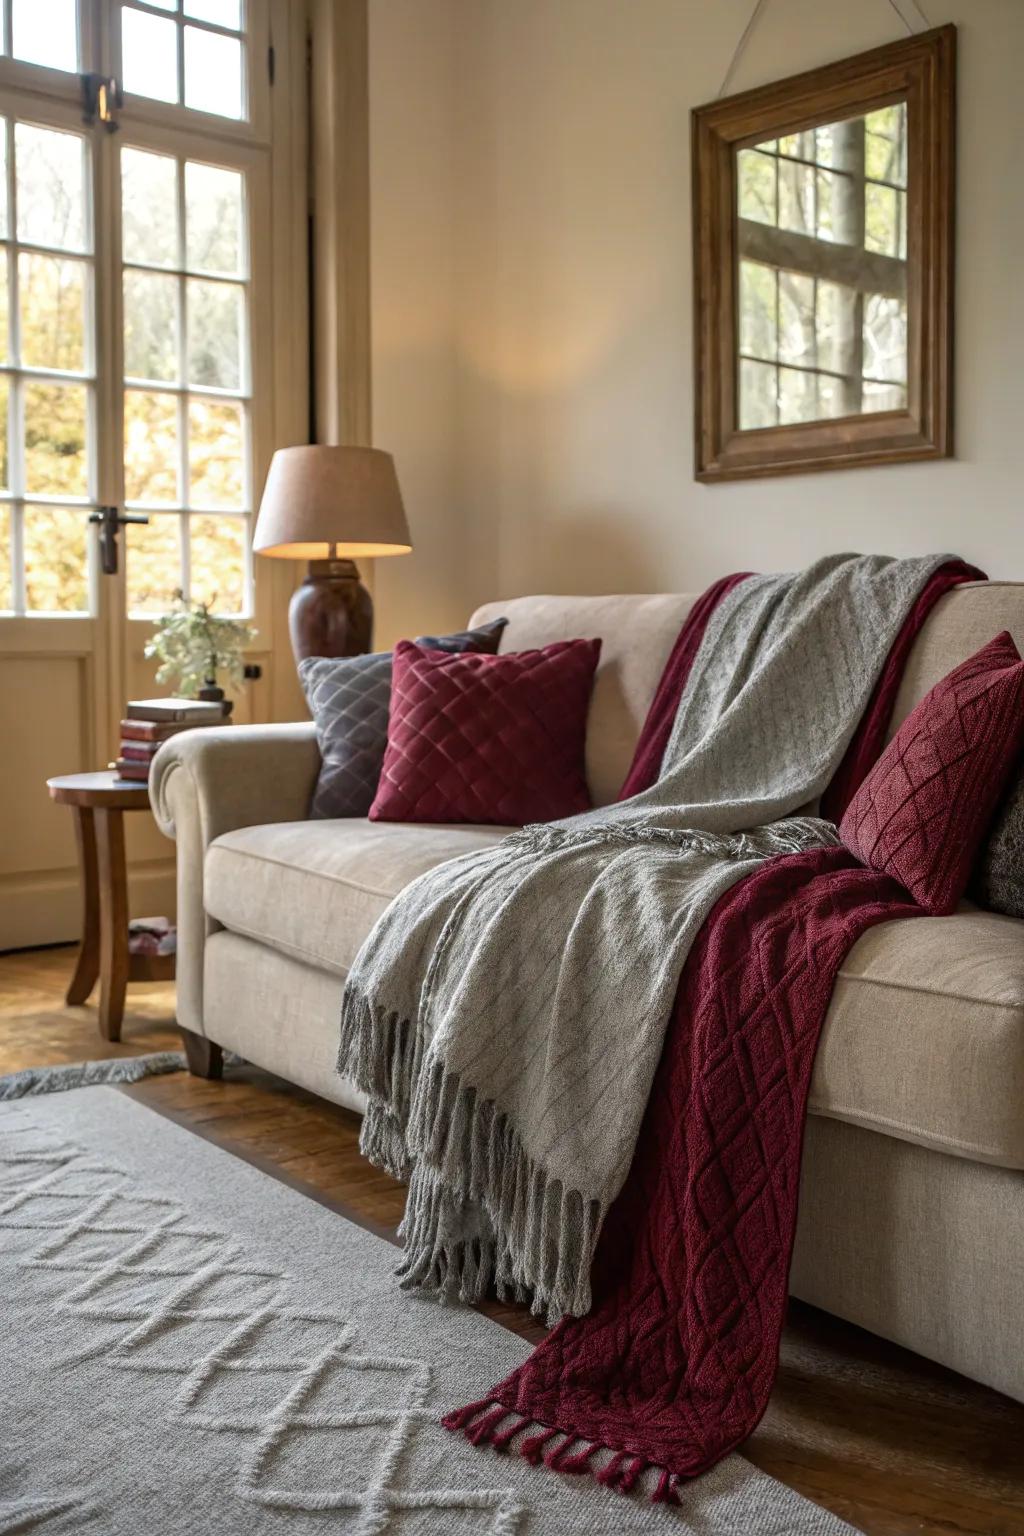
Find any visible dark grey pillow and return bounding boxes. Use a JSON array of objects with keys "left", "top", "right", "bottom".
[
  {"left": 970, "top": 767, "right": 1024, "bottom": 917},
  {"left": 299, "top": 619, "right": 507, "bottom": 819}
]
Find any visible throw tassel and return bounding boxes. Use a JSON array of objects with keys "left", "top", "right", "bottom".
[
  {"left": 443, "top": 1407, "right": 677, "bottom": 1506},
  {"left": 520, "top": 1426, "right": 559, "bottom": 1464},
  {"left": 652, "top": 1466, "right": 678, "bottom": 1504},
  {"left": 441, "top": 1397, "right": 494, "bottom": 1433},
  {"left": 618, "top": 1455, "right": 648, "bottom": 1494},
  {"left": 596, "top": 1450, "right": 628, "bottom": 1488},
  {"left": 466, "top": 1406, "right": 508, "bottom": 1446}
]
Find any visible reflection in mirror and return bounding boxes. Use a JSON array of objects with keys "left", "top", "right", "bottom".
[{"left": 735, "top": 103, "right": 908, "bottom": 430}]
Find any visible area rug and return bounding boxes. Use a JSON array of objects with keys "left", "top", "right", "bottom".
[{"left": 0, "top": 1086, "right": 859, "bottom": 1534}]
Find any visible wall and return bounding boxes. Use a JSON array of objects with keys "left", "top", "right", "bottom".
[
  {"left": 368, "top": 0, "right": 467, "bottom": 642},
  {"left": 369, "top": 0, "right": 1024, "bottom": 637}
]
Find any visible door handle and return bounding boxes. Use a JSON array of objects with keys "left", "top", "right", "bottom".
[{"left": 88, "top": 507, "right": 149, "bottom": 576}]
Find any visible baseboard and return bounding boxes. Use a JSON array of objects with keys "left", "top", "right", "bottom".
[{"left": 0, "top": 862, "right": 176, "bottom": 951}]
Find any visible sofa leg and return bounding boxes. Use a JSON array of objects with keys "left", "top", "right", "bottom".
[{"left": 180, "top": 1029, "right": 224, "bottom": 1080}]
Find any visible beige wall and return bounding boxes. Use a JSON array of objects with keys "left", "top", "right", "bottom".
[{"left": 369, "top": 0, "right": 1023, "bottom": 639}]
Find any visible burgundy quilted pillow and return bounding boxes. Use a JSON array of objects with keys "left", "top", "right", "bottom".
[
  {"left": 369, "top": 638, "right": 601, "bottom": 825},
  {"left": 839, "top": 630, "right": 1024, "bottom": 914}
]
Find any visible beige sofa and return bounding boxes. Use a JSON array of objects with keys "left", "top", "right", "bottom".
[{"left": 151, "top": 586, "right": 1024, "bottom": 1405}]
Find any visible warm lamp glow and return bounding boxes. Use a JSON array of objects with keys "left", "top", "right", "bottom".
[{"left": 253, "top": 445, "right": 412, "bottom": 561}]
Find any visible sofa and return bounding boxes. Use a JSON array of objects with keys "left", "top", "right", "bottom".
[{"left": 151, "top": 586, "right": 1024, "bottom": 1406}]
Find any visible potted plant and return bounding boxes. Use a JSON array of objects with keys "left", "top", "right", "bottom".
[{"left": 144, "top": 591, "right": 256, "bottom": 706}]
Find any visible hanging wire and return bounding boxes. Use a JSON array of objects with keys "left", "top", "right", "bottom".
[
  {"left": 718, "top": 0, "right": 932, "bottom": 101},
  {"left": 886, "top": 0, "right": 932, "bottom": 34},
  {"left": 717, "top": 0, "right": 771, "bottom": 98}
]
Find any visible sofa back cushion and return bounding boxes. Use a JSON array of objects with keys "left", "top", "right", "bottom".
[
  {"left": 469, "top": 594, "right": 696, "bottom": 805},
  {"left": 888, "top": 581, "right": 1024, "bottom": 738},
  {"left": 471, "top": 581, "right": 1024, "bottom": 807}
]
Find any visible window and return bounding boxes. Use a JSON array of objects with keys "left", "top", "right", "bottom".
[
  {"left": 736, "top": 106, "right": 909, "bottom": 430},
  {"left": 0, "top": 0, "right": 276, "bottom": 618},
  {"left": 122, "top": 148, "right": 252, "bottom": 616},
  {"left": 0, "top": 118, "right": 95, "bottom": 614},
  {"left": 120, "top": 1, "right": 247, "bottom": 122}
]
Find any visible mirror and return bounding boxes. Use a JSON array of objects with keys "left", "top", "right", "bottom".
[{"left": 693, "top": 28, "right": 954, "bottom": 480}]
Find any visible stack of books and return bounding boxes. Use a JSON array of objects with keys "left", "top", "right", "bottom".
[{"left": 114, "top": 698, "right": 230, "bottom": 783}]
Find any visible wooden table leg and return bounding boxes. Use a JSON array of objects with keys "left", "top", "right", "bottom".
[
  {"left": 95, "top": 807, "right": 128, "bottom": 1043},
  {"left": 66, "top": 807, "right": 100, "bottom": 1006}
]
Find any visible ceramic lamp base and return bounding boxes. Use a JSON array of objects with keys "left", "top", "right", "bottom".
[{"left": 288, "top": 559, "right": 374, "bottom": 661}]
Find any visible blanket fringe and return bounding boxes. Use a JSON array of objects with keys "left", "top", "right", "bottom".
[
  {"left": 509, "top": 814, "right": 840, "bottom": 858},
  {"left": 339, "top": 987, "right": 603, "bottom": 1322},
  {"left": 442, "top": 1400, "right": 681, "bottom": 1506}
]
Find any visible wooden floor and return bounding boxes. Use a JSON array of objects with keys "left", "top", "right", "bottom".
[{"left": 3, "top": 944, "right": 1024, "bottom": 1536}]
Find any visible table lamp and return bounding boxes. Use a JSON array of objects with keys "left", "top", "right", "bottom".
[{"left": 253, "top": 445, "right": 412, "bottom": 662}]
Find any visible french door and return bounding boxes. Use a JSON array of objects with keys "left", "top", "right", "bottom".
[{"left": 0, "top": 0, "right": 305, "bottom": 949}]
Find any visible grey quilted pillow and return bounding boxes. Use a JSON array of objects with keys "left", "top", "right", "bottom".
[
  {"left": 971, "top": 767, "right": 1024, "bottom": 917},
  {"left": 299, "top": 619, "right": 507, "bottom": 819}
]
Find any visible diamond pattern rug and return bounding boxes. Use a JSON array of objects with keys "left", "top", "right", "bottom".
[{"left": 0, "top": 1087, "right": 856, "bottom": 1534}]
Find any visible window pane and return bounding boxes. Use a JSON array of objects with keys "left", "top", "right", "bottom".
[
  {"left": 863, "top": 381, "right": 907, "bottom": 414},
  {"left": 12, "top": 0, "right": 77, "bottom": 72},
  {"left": 185, "top": 162, "right": 243, "bottom": 275},
  {"left": 24, "top": 506, "right": 89, "bottom": 613},
  {"left": 863, "top": 294, "right": 907, "bottom": 384},
  {"left": 184, "top": 27, "right": 243, "bottom": 119},
  {"left": 739, "top": 260, "right": 775, "bottom": 362},
  {"left": 126, "top": 513, "right": 182, "bottom": 616},
  {"left": 0, "top": 127, "right": 8, "bottom": 239},
  {"left": 121, "top": 148, "right": 179, "bottom": 269},
  {"left": 737, "top": 150, "right": 775, "bottom": 227},
  {"left": 124, "top": 270, "right": 179, "bottom": 383},
  {"left": 0, "top": 257, "right": 8, "bottom": 362},
  {"left": 189, "top": 399, "right": 244, "bottom": 508},
  {"left": 124, "top": 390, "right": 179, "bottom": 504},
  {"left": 15, "top": 124, "right": 87, "bottom": 253},
  {"left": 187, "top": 279, "right": 242, "bottom": 388},
  {"left": 865, "top": 104, "right": 907, "bottom": 188},
  {"left": 815, "top": 375, "right": 849, "bottom": 420},
  {"left": 865, "top": 182, "right": 899, "bottom": 257},
  {"left": 122, "top": 7, "right": 179, "bottom": 104},
  {"left": 19, "top": 254, "right": 87, "bottom": 372},
  {"left": 24, "top": 381, "right": 87, "bottom": 496},
  {"left": 739, "top": 359, "right": 777, "bottom": 430},
  {"left": 0, "top": 376, "right": 8, "bottom": 487},
  {"left": 778, "top": 366, "right": 819, "bottom": 425},
  {"left": 778, "top": 158, "right": 814, "bottom": 236},
  {"left": 0, "top": 506, "right": 11, "bottom": 610},
  {"left": 190, "top": 514, "right": 246, "bottom": 614},
  {"left": 778, "top": 270, "right": 816, "bottom": 369},
  {"left": 778, "top": 130, "right": 815, "bottom": 160},
  {"left": 185, "top": 0, "right": 241, "bottom": 24},
  {"left": 816, "top": 279, "right": 855, "bottom": 376}
]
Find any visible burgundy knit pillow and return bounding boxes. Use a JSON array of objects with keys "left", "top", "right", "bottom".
[
  {"left": 369, "top": 638, "right": 601, "bottom": 825},
  {"left": 839, "top": 631, "right": 1024, "bottom": 914}
]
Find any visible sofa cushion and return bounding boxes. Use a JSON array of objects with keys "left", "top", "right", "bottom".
[
  {"left": 299, "top": 618, "right": 507, "bottom": 820},
  {"left": 469, "top": 593, "right": 697, "bottom": 806},
  {"left": 206, "top": 818, "right": 1024, "bottom": 1171},
  {"left": 812, "top": 905, "right": 1024, "bottom": 1169},
  {"left": 204, "top": 817, "right": 514, "bottom": 978},
  {"left": 369, "top": 638, "right": 600, "bottom": 825},
  {"left": 840, "top": 631, "right": 1024, "bottom": 914}
]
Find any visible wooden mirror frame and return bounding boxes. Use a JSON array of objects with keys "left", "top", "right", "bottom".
[{"left": 692, "top": 25, "right": 955, "bottom": 482}]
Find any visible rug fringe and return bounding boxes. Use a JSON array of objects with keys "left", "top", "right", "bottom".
[{"left": 442, "top": 1399, "right": 681, "bottom": 1506}]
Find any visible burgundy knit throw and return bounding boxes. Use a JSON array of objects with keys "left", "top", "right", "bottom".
[
  {"left": 445, "top": 848, "right": 921, "bottom": 1499},
  {"left": 444, "top": 560, "right": 985, "bottom": 1501}
]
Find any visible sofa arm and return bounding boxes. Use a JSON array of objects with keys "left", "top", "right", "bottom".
[{"left": 150, "top": 722, "right": 320, "bottom": 1035}]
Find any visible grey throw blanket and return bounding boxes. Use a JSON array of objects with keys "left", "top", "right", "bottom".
[{"left": 338, "top": 553, "right": 949, "bottom": 1321}]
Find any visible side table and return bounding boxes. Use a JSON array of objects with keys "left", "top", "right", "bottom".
[{"left": 47, "top": 771, "right": 176, "bottom": 1042}]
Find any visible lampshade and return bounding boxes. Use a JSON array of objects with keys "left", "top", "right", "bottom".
[{"left": 253, "top": 445, "right": 412, "bottom": 560}]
